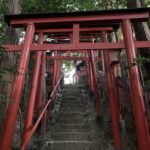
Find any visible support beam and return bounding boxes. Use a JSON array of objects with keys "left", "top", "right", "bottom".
[
  {"left": 36, "top": 52, "right": 46, "bottom": 116},
  {"left": 90, "top": 50, "right": 101, "bottom": 117},
  {"left": 41, "top": 62, "right": 47, "bottom": 136},
  {"left": 3, "top": 41, "right": 150, "bottom": 52},
  {"left": 0, "top": 23, "right": 35, "bottom": 150},
  {"left": 89, "top": 61, "right": 94, "bottom": 91},
  {"left": 9, "top": 11, "right": 149, "bottom": 26},
  {"left": 36, "top": 27, "right": 113, "bottom": 33},
  {"left": 46, "top": 55, "right": 90, "bottom": 61},
  {"left": 85, "top": 61, "right": 90, "bottom": 85},
  {"left": 111, "top": 62, "right": 120, "bottom": 122},
  {"left": 73, "top": 24, "right": 79, "bottom": 44},
  {"left": 122, "top": 19, "right": 150, "bottom": 150},
  {"left": 22, "top": 33, "right": 43, "bottom": 145},
  {"left": 102, "top": 31, "right": 122, "bottom": 150},
  {"left": 52, "top": 51, "right": 58, "bottom": 100}
]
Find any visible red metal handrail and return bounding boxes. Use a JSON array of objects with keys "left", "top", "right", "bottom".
[{"left": 21, "top": 72, "right": 64, "bottom": 150}]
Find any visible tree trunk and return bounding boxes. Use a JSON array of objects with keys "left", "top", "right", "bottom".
[
  {"left": 0, "top": 0, "right": 21, "bottom": 137},
  {"left": 6, "top": 0, "right": 21, "bottom": 14},
  {"left": 127, "top": 0, "right": 150, "bottom": 79}
]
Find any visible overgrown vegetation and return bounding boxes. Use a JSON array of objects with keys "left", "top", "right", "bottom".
[
  {"left": 21, "top": 0, "right": 127, "bottom": 13},
  {"left": 0, "top": 0, "right": 6, "bottom": 45},
  {"left": 0, "top": 0, "right": 7, "bottom": 104}
]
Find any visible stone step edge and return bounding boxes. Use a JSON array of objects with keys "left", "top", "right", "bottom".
[
  {"left": 45, "top": 140, "right": 93, "bottom": 144},
  {"left": 51, "top": 131, "right": 91, "bottom": 134}
]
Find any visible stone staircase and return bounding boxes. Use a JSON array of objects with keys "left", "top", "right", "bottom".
[
  {"left": 15, "top": 84, "right": 136, "bottom": 150},
  {"left": 49, "top": 85, "right": 94, "bottom": 150},
  {"left": 35, "top": 84, "right": 113, "bottom": 150}
]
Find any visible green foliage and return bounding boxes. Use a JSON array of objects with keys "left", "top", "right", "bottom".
[
  {"left": 145, "top": 0, "right": 150, "bottom": 7},
  {"left": 0, "top": 0, "right": 6, "bottom": 45},
  {"left": 0, "top": 0, "right": 12, "bottom": 103},
  {"left": 63, "top": 60, "right": 72, "bottom": 71},
  {"left": 0, "top": 0, "right": 7, "bottom": 79},
  {"left": 21, "top": 0, "right": 64, "bottom": 13},
  {"left": 134, "top": 56, "right": 150, "bottom": 65},
  {"left": 21, "top": 0, "right": 126, "bottom": 13},
  {"left": 0, "top": 0, "right": 6, "bottom": 14}
]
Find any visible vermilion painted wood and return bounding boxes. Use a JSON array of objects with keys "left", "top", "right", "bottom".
[
  {"left": 41, "top": 58, "right": 47, "bottom": 136},
  {"left": 85, "top": 62, "right": 89, "bottom": 85},
  {"left": 36, "top": 27, "right": 113, "bottom": 33},
  {"left": 10, "top": 12, "right": 149, "bottom": 26},
  {"left": 73, "top": 24, "right": 79, "bottom": 44},
  {"left": 86, "top": 61, "right": 90, "bottom": 87},
  {"left": 22, "top": 33, "right": 43, "bottom": 145},
  {"left": 102, "top": 31, "right": 122, "bottom": 150},
  {"left": 90, "top": 50, "right": 101, "bottom": 116},
  {"left": 36, "top": 52, "right": 46, "bottom": 116},
  {"left": 0, "top": 24, "right": 35, "bottom": 150},
  {"left": 55, "top": 56, "right": 60, "bottom": 86},
  {"left": 46, "top": 55, "right": 90, "bottom": 61},
  {"left": 4, "top": 41, "right": 150, "bottom": 52},
  {"left": 52, "top": 51, "right": 58, "bottom": 100},
  {"left": 89, "top": 61, "right": 94, "bottom": 91},
  {"left": 122, "top": 19, "right": 150, "bottom": 150},
  {"left": 111, "top": 62, "right": 120, "bottom": 122}
]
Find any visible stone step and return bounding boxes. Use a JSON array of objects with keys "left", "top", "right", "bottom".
[
  {"left": 61, "top": 101, "right": 85, "bottom": 106},
  {"left": 63, "top": 90, "right": 80, "bottom": 92},
  {"left": 61, "top": 101, "right": 82, "bottom": 105},
  {"left": 47, "top": 141, "right": 94, "bottom": 150},
  {"left": 56, "top": 118, "right": 88, "bottom": 124},
  {"left": 62, "top": 91, "right": 80, "bottom": 94},
  {"left": 62, "top": 98, "right": 82, "bottom": 101},
  {"left": 62, "top": 96, "right": 77, "bottom": 99},
  {"left": 60, "top": 103, "right": 85, "bottom": 108},
  {"left": 62, "top": 99, "right": 82, "bottom": 102},
  {"left": 59, "top": 108, "right": 86, "bottom": 113},
  {"left": 61, "top": 100, "right": 84, "bottom": 104},
  {"left": 55, "top": 124, "right": 91, "bottom": 132},
  {"left": 58, "top": 112, "right": 88, "bottom": 119},
  {"left": 51, "top": 132, "right": 92, "bottom": 141},
  {"left": 61, "top": 103, "right": 85, "bottom": 107},
  {"left": 63, "top": 86, "right": 78, "bottom": 88},
  {"left": 63, "top": 89, "right": 79, "bottom": 91},
  {"left": 62, "top": 94, "right": 79, "bottom": 96}
]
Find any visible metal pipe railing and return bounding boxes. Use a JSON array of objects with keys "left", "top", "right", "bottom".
[{"left": 21, "top": 72, "right": 64, "bottom": 150}]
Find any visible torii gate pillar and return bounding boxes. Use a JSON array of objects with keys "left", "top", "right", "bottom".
[
  {"left": 0, "top": 23, "right": 35, "bottom": 150},
  {"left": 122, "top": 19, "right": 150, "bottom": 150}
]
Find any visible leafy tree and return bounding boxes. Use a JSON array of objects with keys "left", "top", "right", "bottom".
[
  {"left": 21, "top": 0, "right": 126, "bottom": 13},
  {"left": 127, "top": 0, "right": 150, "bottom": 79},
  {"left": 0, "top": 0, "right": 6, "bottom": 44}
]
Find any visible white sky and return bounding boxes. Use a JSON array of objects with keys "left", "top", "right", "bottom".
[{"left": 63, "top": 63, "right": 76, "bottom": 84}]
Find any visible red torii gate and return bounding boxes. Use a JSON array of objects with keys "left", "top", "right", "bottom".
[{"left": 0, "top": 8, "right": 150, "bottom": 150}]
